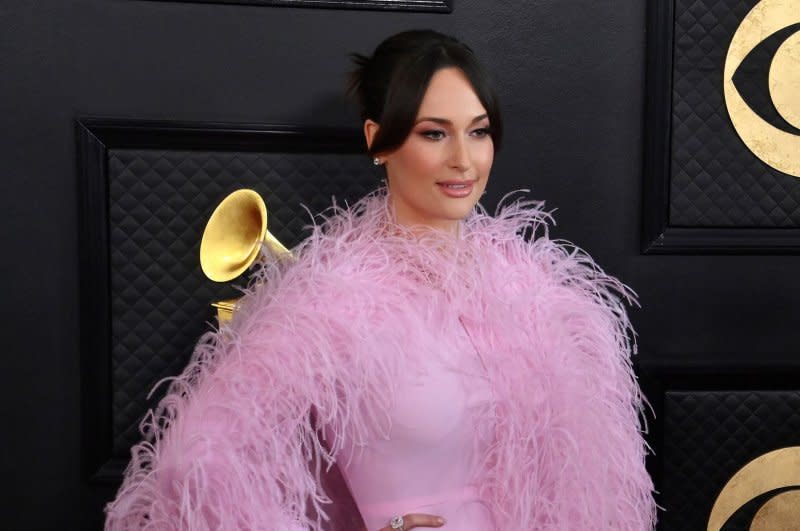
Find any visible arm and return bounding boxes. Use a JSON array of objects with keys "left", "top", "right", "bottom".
[
  {"left": 488, "top": 228, "right": 657, "bottom": 530},
  {"left": 104, "top": 268, "right": 363, "bottom": 531},
  {"left": 537, "top": 246, "right": 656, "bottom": 529},
  {"left": 105, "top": 328, "right": 316, "bottom": 530}
]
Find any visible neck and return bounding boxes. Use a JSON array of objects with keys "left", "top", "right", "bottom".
[{"left": 388, "top": 197, "right": 462, "bottom": 237}]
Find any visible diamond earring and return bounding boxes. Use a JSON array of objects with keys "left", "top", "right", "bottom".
[{"left": 373, "top": 157, "right": 381, "bottom": 166}]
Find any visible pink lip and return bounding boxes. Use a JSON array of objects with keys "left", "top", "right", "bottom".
[{"left": 436, "top": 180, "right": 476, "bottom": 198}]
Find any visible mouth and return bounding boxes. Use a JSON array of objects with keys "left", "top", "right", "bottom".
[{"left": 436, "top": 179, "right": 478, "bottom": 198}]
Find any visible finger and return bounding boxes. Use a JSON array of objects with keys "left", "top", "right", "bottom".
[
  {"left": 398, "top": 513, "right": 447, "bottom": 529},
  {"left": 377, "top": 513, "right": 447, "bottom": 530}
]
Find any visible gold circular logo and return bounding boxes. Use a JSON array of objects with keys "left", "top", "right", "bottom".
[
  {"left": 707, "top": 446, "right": 800, "bottom": 530},
  {"left": 724, "top": 0, "right": 800, "bottom": 177}
]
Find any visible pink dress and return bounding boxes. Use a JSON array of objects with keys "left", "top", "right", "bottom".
[
  {"left": 104, "top": 191, "right": 657, "bottom": 530},
  {"left": 336, "top": 315, "right": 497, "bottom": 531}
]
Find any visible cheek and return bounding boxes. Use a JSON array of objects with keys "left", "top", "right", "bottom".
[
  {"left": 476, "top": 143, "right": 495, "bottom": 175},
  {"left": 396, "top": 140, "right": 445, "bottom": 174}
]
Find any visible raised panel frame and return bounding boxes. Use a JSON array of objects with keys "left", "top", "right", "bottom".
[
  {"left": 77, "top": 118, "right": 367, "bottom": 482},
  {"left": 137, "top": 0, "right": 453, "bottom": 12},
  {"left": 641, "top": 0, "right": 800, "bottom": 254}
]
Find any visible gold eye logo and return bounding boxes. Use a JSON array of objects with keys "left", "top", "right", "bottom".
[
  {"left": 724, "top": 0, "right": 800, "bottom": 178},
  {"left": 707, "top": 446, "right": 800, "bottom": 530}
]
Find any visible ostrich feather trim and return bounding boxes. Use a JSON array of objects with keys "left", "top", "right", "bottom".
[{"left": 105, "top": 188, "right": 656, "bottom": 530}]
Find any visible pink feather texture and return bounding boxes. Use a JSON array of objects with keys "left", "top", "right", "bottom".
[{"left": 105, "top": 188, "right": 656, "bottom": 530}]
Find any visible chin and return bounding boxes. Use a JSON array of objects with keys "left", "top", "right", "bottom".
[{"left": 436, "top": 201, "right": 478, "bottom": 222}]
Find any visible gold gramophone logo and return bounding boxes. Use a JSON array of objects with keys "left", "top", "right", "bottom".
[
  {"left": 724, "top": 0, "right": 800, "bottom": 177},
  {"left": 200, "top": 189, "right": 292, "bottom": 322},
  {"left": 707, "top": 446, "right": 800, "bottom": 531}
]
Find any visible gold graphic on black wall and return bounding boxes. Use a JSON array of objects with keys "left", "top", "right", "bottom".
[
  {"left": 200, "top": 189, "right": 292, "bottom": 322},
  {"left": 724, "top": 0, "right": 800, "bottom": 177},
  {"left": 707, "top": 446, "right": 800, "bottom": 531}
]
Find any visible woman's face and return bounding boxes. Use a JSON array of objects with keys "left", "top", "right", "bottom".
[{"left": 365, "top": 67, "right": 494, "bottom": 235}]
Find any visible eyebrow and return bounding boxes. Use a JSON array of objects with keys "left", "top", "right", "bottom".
[{"left": 415, "top": 114, "right": 489, "bottom": 126}]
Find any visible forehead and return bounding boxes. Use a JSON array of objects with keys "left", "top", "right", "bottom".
[{"left": 417, "top": 67, "right": 487, "bottom": 120}]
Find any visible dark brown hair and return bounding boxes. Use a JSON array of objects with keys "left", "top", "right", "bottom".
[{"left": 347, "top": 29, "right": 503, "bottom": 157}]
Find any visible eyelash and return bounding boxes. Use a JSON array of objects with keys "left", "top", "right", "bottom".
[{"left": 421, "top": 127, "right": 492, "bottom": 141}]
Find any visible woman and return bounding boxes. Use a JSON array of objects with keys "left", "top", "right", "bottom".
[{"left": 105, "top": 30, "right": 656, "bottom": 530}]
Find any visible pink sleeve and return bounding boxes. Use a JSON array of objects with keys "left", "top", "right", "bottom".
[
  {"left": 104, "top": 330, "right": 317, "bottom": 530},
  {"left": 104, "top": 259, "right": 370, "bottom": 531},
  {"left": 103, "top": 269, "right": 336, "bottom": 531},
  {"left": 489, "top": 234, "right": 656, "bottom": 529}
]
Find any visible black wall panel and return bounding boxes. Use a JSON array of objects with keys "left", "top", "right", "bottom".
[
  {"left": 76, "top": 120, "right": 380, "bottom": 487},
  {"left": 3, "top": 1, "right": 799, "bottom": 529}
]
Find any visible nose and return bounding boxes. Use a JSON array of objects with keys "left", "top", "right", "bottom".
[{"left": 449, "top": 136, "right": 472, "bottom": 172}]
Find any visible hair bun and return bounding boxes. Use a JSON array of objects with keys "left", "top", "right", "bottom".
[{"left": 345, "top": 29, "right": 503, "bottom": 155}]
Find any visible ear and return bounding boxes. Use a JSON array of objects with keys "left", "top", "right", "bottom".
[{"left": 363, "top": 119, "right": 379, "bottom": 152}]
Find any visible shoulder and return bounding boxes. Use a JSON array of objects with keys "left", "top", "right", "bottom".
[
  {"left": 229, "top": 192, "right": 404, "bottom": 336},
  {"left": 467, "top": 192, "right": 636, "bottom": 317},
  {"left": 464, "top": 193, "right": 560, "bottom": 282}
]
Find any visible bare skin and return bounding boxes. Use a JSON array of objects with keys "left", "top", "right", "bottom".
[
  {"left": 362, "top": 67, "right": 495, "bottom": 530},
  {"left": 364, "top": 66, "right": 494, "bottom": 237},
  {"left": 376, "top": 513, "right": 446, "bottom": 531}
]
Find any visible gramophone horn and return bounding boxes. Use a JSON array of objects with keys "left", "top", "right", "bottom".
[{"left": 200, "top": 189, "right": 290, "bottom": 283}]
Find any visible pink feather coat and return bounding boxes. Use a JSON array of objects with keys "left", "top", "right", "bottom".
[{"left": 105, "top": 189, "right": 657, "bottom": 530}]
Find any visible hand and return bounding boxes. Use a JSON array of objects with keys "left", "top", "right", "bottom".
[{"left": 378, "top": 513, "right": 446, "bottom": 530}]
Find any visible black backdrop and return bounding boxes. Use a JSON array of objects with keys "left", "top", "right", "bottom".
[{"left": 3, "top": 1, "right": 800, "bottom": 529}]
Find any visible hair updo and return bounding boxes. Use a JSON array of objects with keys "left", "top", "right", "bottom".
[{"left": 347, "top": 29, "right": 503, "bottom": 157}]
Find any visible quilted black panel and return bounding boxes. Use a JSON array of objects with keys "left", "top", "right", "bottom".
[
  {"left": 108, "top": 149, "right": 379, "bottom": 455},
  {"left": 669, "top": 0, "right": 800, "bottom": 227},
  {"left": 661, "top": 390, "right": 800, "bottom": 530}
]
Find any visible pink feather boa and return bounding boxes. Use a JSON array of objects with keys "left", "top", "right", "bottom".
[{"left": 105, "top": 188, "right": 656, "bottom": 530}]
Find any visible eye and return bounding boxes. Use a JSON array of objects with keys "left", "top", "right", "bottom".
[
  {"left": 421, "top": 129, "right": 446, "bottom": 141},
  {"left": 731, "top": 22, "right": 800, "bottom": 135},
  {"left": 471, "top": 127, "right": 492, "bottom": 138}
]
